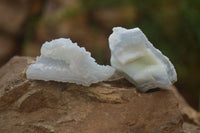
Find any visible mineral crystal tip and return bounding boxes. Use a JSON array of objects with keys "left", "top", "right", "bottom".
[
  {"left": 26, "top": 38, "right": 115, "bottom": 86},
  {"left": 109, "top": 27, "right": 177, "bottom": 92}
]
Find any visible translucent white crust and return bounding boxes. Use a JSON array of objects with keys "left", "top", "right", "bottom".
[
  {"left": 26, "top": 38, "right": 115, "bottom": 86},
  {"left": 109, "top": 27, "right": 177, "bottom": 92}
]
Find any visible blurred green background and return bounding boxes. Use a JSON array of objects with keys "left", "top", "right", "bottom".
[{"left": 0, "top": 0, "right": 199, "bottom": 110}]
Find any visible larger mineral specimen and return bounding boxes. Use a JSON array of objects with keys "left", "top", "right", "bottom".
[
  {"left": 26, "top": 38, "right": 115, "bottom": 86},
  {"left": 109, "top": 27, "right": 177, "bottom": 92}
]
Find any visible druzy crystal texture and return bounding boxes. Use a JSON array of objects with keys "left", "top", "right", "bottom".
[
  {"left": 109, "top": 27, "right": 177, "bottom": 92},
  {"left": 26, "top": 38, "right": 115, "bottom": 86}
]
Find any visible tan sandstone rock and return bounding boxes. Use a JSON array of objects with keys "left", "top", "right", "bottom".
[{"left": 0, "top": 56, "right": 185, "bottom": 133}]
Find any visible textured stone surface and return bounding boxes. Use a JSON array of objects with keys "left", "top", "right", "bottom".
[
  {"left": 0, "top": 56, "right": 184, "bottom": 133},
  {"left": 171, "top": 86, "right": 200, "bottom": 128},
  {"left": 182, "top": 122, "right": 200, "bottom": 133}
]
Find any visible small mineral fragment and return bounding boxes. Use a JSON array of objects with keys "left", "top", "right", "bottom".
[
  {"left": 109, "top": 27, "right": 177, "bottom": 92},
  {"left": 26, "top": 38, "right": 115, "bottom": 86}
]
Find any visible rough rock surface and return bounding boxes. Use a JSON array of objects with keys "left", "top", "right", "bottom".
[
  {"left": 171, "top": 87, "right": 200, "bottom": 132},
  {"left": 171, "top": 87, "right": 200, "bottom": 125},
  {"left": 0, "top": 56, "right": 184, "bottom": 133}
]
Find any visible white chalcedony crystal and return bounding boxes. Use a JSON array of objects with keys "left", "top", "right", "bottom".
[
  {"left": 26, "top": 38, "right": 115, "bottom": 86},
  {"left": 109, "top": 27, "right": 177, "bottom": 92}
]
